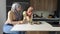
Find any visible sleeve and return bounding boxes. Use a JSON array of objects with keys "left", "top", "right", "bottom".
[{"left": 23, "top": 11, "right": 26, "bottom": 17}]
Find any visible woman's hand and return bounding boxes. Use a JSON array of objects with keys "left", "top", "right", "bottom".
[{"left": 18, "top": 21, "right": 24, "bottom": 24}]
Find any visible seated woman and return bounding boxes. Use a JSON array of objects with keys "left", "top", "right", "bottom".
[
  {"left": 23, "top": 6, "right": 33, "bottom": 24},
  {"left": 3, "top": 3, "right": 26, "bottom": 34}
]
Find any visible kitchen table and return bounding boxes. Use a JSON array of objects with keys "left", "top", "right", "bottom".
[{"left": 11, "top": 21, "right": 60, "bottom": 31}]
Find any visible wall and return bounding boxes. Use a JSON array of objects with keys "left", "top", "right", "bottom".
[{"left": 0, "top": 0, "right": 6, "bottom": 34}]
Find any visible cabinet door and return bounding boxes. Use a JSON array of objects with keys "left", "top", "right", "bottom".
[
  {"left": 30, "top": 0, "right": 45, "bottom": 10},
  {"left": 30, "top": 0, "right": 57, "bottom": 11},
  {"left": 26, "top": 31, "right": 49, "bottom": 34}
]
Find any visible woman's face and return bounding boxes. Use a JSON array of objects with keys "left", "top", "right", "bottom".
[
  {"left": 27, "top": 7, "right": 33, "bottom": 16},
  {"left": 16, "top": 6, "right": 22, "bottom": 12}
]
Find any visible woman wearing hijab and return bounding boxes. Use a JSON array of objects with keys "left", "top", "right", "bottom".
[{"left": 3, "top": 3, "right": 26, "bottom": 34}]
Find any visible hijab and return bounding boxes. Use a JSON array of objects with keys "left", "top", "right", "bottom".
[{"left": 11, "top": 3, "right": 23, "bottom": 21}]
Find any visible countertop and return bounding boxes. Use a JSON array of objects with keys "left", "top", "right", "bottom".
[
  {"left": 33, "top": 18, "right": 60, "bottom": 22},
  {"left": 11, "top": 21, "right": 60, "bottom": 31}
]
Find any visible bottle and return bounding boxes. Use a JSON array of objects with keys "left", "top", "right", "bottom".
[{"left": 41, "top": 13, "right": 43, "bottom": 18}]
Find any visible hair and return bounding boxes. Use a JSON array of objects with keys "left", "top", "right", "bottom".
[
  {"left": 11, "top": 2, "right": 22, "bottom": 12},
  {"left": 27, "top": 6, "right": 33, "bottom": 12}
]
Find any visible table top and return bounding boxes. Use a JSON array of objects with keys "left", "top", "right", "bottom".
[{"left": 11, "top": 21, "right": 60, "bottom": 31}]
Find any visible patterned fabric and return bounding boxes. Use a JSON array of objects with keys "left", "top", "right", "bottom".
[{"left": 14, "top": 11, "right": 23, "bottom": 21}]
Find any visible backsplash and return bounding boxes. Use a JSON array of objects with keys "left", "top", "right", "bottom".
[{"left": 33, "top": 11, "right": 54, "bottom": 18}]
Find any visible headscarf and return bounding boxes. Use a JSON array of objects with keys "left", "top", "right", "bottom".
[{"left": 11, "top": 3, "right": 23, "bottom": 21}]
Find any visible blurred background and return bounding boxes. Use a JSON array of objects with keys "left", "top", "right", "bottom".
[{"left": 0, "top": 0, "right": 60, "bottom": 34}]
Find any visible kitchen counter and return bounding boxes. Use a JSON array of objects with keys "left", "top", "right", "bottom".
[
  {"left": 33, "top": 18, "right": 60, "bottom": 22},
  {"left": 11, "top": 21, "right": 60, "bottom": 31}
]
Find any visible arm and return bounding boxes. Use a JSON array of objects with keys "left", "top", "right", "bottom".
[
  {"left": 8, "top": 11, "right": 23, "bottom": 25},
  {"left": 23, "top": 11, "right": 28, "bottom": 23},
  {"left": 23, "top": 11, "right": 32, "bottom": 23},
  {"left": 23, "top": 11, "right": 27, "bottom": 20}
]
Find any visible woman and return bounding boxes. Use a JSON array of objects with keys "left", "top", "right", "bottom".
[
  {"left": 3, "top": 3, "right": 25, "bottom": 34},
  {"left": 23, "top": 7, "right": 33, "bottom": 24}
]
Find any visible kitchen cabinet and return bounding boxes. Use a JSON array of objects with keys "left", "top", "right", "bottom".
[
  {"left": 30, "top": 0, "right": 57, "bottom": 11},
  {"left": 26, "top": 31, "right": 49, "bottom": 34}
]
